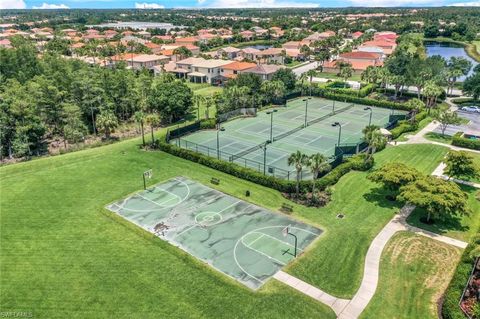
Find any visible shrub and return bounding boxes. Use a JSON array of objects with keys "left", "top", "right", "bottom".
[
  {"left": 309, "top": 86, "right": 413, "bottom": 111},
  {"left": 376, "top": 88, "right": 447, "bottom": 101},
  {"left": 199, "top": 118, "right": 217, "bottom": 129},
  {"left": 324, "top": 83, "right": 376, "bottom": 98},
  {"left": 389, "top": 111, "right": 428, "bottom": 139},
  {"left": 452, "top": 132, "right": 480, "bottom": 150},
  {"left": 442, "top": 234, "right": 480, "bottom": 319},
  {"left": 155, "top": 140, "right": 373, "bottom": 193}
]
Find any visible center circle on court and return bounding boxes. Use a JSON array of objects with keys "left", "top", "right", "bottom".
[{"left": 195, "top": 211, "right": 222, "bottom": 226}]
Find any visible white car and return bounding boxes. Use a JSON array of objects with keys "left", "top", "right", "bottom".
[{"left": 461, "top": 106, "right": 480, "bottom": 113}]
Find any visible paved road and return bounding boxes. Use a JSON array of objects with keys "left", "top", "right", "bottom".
[{"left": 292, "top": 61, "right": 319, "bottom": 76}]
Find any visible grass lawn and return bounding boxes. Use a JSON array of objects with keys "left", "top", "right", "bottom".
[
  {"left": 361, "top": 232, "right": 461, "bottom": 319},
  {"left": 0, "top": 137, "right": 335, "bottom": 319},
  {"left": 287, "top": 144, "right": 449, "bottom": 298},
  {"left": 424, "top": 132, "right": 452, "bottom": 144},
  {"left": 0, "top": 131, "right": 452, "bottom": 318},
  {"left": 314, "top": 71, "right": 362, "bottom": 82},
  {"left": 407, "top": 185, "right": 480, "bottom": 242}
]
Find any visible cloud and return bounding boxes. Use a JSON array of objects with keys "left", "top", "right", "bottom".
[
  {"left": 0, "top": 0, "right": 27, "bottom": 9},
  {"left": 205, "top": 0, "right": 319, "bottom": 7},
  {"left": 448, "top": 1, "right": 480, "bottom": 5},
  {"left": 348, "top": 0, "right": 436, "bottom": 5},
  {"left": 198, "top": 0, "right": 206, "bottom": 3},
  {"left": 32, "top": 3, "right": 70, "bottom": 8},
  {"left": 134, "top": 2, "right": 165, "bottom": 8}
]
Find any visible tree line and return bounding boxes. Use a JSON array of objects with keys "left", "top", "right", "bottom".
[{"left": 0, "top": 37, "right": 193, "bottom": 159}]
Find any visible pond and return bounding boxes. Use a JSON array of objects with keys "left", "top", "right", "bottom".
[
  {"left": 241, "top": 44, "right": 274, "bottom": 50},
  {"left": 425, "top": 41, "right": 478, "bottom": 81}
]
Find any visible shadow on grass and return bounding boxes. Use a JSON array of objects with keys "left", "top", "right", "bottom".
[
  {"left": 406, "top": 207, "right": 469, "bottom": 235},
  {"left": 363, "top": 186, "right": 403, "bottom": 209}
]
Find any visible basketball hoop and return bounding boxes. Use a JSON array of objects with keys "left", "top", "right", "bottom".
[
  {"left": 282, "top": 226, "right": 289, "bottom": 238},
  {"left": 143, "top": 169, "right": 153, "bottom": 190}
]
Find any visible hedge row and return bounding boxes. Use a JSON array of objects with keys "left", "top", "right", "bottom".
[
  {"left": 390, "top": 111, "right": 428, "bottom": 139},
  {"left": 199, "top": 118, "right": 217, "bottom": 129},
  {"left": 324, "top": 83, "right": 376, "bottom": 98},
  {"left": 376, "top": 87, "right": 447, "bottom": 101},
  {"left": 155, "top": 140, "right": 373, "bottom": 193},
  {"left": 452, "top": 132, "right": 480, "bottom": 150},
  {"left": 309, "top": 86, "right": 414, "bottom": 111},
  {"left": 442, "top": 234, "right": 480, "bottom": 319}
]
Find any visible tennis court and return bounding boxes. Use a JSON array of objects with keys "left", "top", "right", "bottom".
[
  {"left": 107, "top": 177, "right": 322, "bottom": 290},
  {"left": 174, "top": 97, "right": 406, "bottom": 179}
]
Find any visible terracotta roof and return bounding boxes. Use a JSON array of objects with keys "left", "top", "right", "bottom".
[
  {"left": 111, "top": 53, "right": 139, "bottom": 61},
  {"left": 244, "top": 64, "right": 283, "bottom": 75},
  {"left": 339, "top": 51, "right": 382, "bottom": 60},
  {"left": 222, "top": 61, "right": 256, "bottom": 71},
  {"left": 145, "top": 42, "right": 161, "bottom": 49}
]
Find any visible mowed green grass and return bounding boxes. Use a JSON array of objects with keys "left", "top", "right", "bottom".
[
  {"left": 286, "top": 144, "right": 449, "bottom": 297},
  {"left": 0, "top": 139, "right": 335, "bottom": 319},
  {"left": 361, "top": 232, "right": 461, "bottom": 319},
  {"left": 0, "top": 135, "right": 452, "bottom": 317}
]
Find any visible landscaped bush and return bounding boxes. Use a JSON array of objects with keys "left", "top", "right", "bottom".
[
  {"left": 442, "top": 234, "right": 480, "bottom": 319},
  {"left": 309, "top": 86, "right": 414, "bottom": 111},
  {"left": 389, "top": 111, "right": 428, "bottom": 139},
  {"left": 376, "top": 88, "right": 447, "bottom": 101},
  {"left": 324, "top": 83, "right": 376, "bottom": 98},
  {"left": 200, "top": 118, "right": 217, "bottom": 129},
  {"left": 452, "top": 132, "right": 480, "bottom": 150},
  {"left": 155, "top": 140, "right": 373, "bottom": 194}
]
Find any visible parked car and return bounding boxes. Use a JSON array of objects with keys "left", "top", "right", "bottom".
[{"left": 461, "top": 106, "right": 480, "bottom": 113}]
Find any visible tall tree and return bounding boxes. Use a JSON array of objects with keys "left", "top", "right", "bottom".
[
  {"left": 308, "top": 153, "right": 331, "bottom": 194},
  {"left": 288, "top": 151, "right": 309, "bottom": 196},
  {"left": 398, "top": 176, "right": 469, "bottom": 223},
  {"left": 444, "top": 151, "right": 479, "bottom": 181}
]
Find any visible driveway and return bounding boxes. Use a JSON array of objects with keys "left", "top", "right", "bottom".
[
  {"left": 292, "top": 61, "right": 319, "bottom": 76},
  {"left": 434, "top": 110, "right": 480, "bottom": 136}
]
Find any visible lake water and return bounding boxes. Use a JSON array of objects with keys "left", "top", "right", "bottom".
[
  {"left": 241, "top": 44, "right": 273, "bottom": 50},
  {"left": 425, "top": 41, "right": 478, "bottom": 81}
]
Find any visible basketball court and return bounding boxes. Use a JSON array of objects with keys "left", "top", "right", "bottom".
[{"left": 106, "top": 177, "right": 322, "bottom": 289}]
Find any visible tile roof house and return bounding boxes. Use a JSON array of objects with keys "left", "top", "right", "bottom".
[
  {"left": 351, "top": 31, "right": 364, "bottom": 39},
  {"left": 241, "top": 64, "right": 284, "bottom": 81},
  {"left": 237, "top": 47, "right": 261, "bottom": 61},
  {"left": 217, "top": 46, "right": 241, "bottom": 59},
  {"left": 221, "top": 61, "right": 257, "bottom": 79},
  {"left": 256, "top": 48, "right": 285, "bottom": 64},
  {"left": 239, "top": 30, "right": 255, "bottom": 41},
  {"left": 360, "top": 39, "right": 397, "bottom": 55},
  {"left": 323, "top": 51, "right": 384, "bottom": 74}
]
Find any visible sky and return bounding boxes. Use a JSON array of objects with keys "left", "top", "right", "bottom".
[{"left": 1, "top": 0, "right": 480, "bottom": 10}]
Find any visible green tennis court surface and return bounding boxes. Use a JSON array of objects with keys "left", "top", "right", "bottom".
[
  {"left": 174, "top": 97, "right": 407, "bottom": 179},
  {"left": 106, "top": 177, "right": 322, "bottom": 289}
]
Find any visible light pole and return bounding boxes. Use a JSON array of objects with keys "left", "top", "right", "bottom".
[
  {"left": 332, "top": 100, "right": 335, "bottom": 114},
  {"left": 261, "top": 144, "right": 267, "bottom": 175},
  {"left": 364, "top": 107, "right": 373, "bottom": 126},
  {"left": 303, "top": 97, "right": 311, "bottom": 127},
  {"left": 332, "top": 122, "right": 342, "bottom": 146},
  {"left": 266, "top": 109, "right": 277, "bottom": 143},
  {"left": 216, "top": 127, "right": 225, "bottom": 160}
]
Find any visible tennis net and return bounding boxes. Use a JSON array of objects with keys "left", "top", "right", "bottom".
[
  {"left": 272, "top": 125, "right": 305, "bottom": 142},
  {"left": 229, "top": 142, "right": 267, "bottom": 162},
  {"left": 307, "top": 103, "right": 355, "bottom": 126}
]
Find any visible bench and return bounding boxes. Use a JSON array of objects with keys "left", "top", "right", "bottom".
[
  {"left": 280, "top": 203, "right": 293, "bottom": 214},
  {"left": 211, "top": 177, "right": 220, "bottom": 185}
]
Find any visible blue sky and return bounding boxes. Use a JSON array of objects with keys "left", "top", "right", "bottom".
[{"left": 1, "top": 0, "right": 479, "bottom": 10}]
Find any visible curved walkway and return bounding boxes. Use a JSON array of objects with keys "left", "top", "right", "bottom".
[{"left": 275, "top": 203, "right": 467, "bottom": 318}]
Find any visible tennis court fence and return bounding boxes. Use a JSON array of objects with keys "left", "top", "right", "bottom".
[{"left": 173, "top": 138, "right": 346, "bottom": 181}]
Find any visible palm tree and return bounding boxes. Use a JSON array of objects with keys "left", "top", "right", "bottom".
[
  {"left": 422, "top": 80, "right": 443, "bottom": 113},
  {"left": 336, "top": 61, "right": 353, "bottom": 88},
  {"left": 192, "top": 95, "right": 205, "bottom": 121},
  {"left": 145, "top": 113, "right": 161, "bottom": 145},
  {"left": 308, "top": 153, "right": 331, "bottom": 194},
  {"left": 134, "top": 111, "right": 146, "bottom": 147},
  {"left": 96, "top": 110, "right": 118, "bottom": 139},
  {"left": 288, "top": 151, "right": 309, "bottom": 196},
  {"left": 368, "top": 130, "right": 387, "bottom": 158}
]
